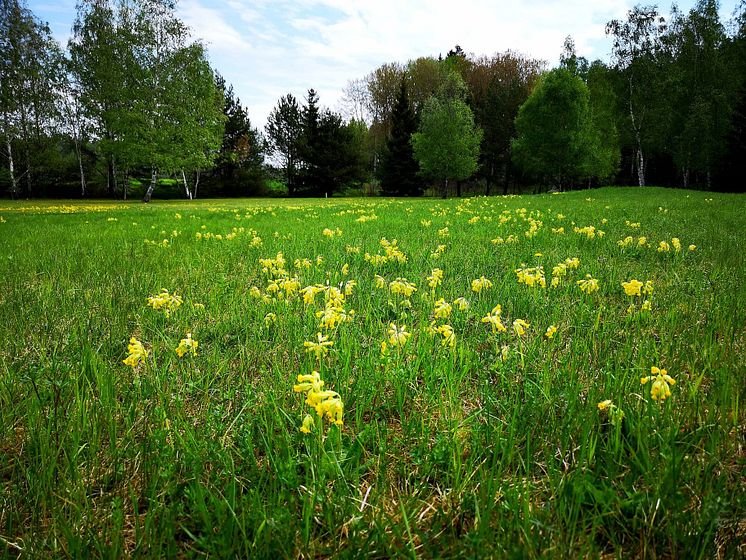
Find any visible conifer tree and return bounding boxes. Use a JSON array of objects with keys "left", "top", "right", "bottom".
[{"left": 379, "top": 79, "right": 423, "bottom": 196}]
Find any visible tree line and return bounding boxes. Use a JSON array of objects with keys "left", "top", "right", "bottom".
[{"left": 1, "top": 0, "right": 745, "bottom": 199}]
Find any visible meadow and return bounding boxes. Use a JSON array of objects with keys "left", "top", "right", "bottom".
[{"left": 0, "top": 187, "right": 744, "bottom": 559}]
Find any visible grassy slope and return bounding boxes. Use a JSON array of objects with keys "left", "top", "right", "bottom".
[{"left": 0, "top": 187, "right": 744, "bottom": 558}]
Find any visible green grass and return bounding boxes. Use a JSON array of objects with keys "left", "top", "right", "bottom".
[{"left": 0, "top": 188, "right": 744, "bottom": 558}]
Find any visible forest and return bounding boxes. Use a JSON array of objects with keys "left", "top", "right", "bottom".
[{"left": 1, "top": 0, "right": 745, "bottom": 199}]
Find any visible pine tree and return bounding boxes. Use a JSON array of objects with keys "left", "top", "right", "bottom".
[{"left": 379, "top": 79, "right": 423, "bottom": 196}]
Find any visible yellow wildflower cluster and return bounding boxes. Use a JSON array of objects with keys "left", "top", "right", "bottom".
[
  {"left": 389, "top": 277, "right": 418, "bottom": 297},
  {"left": 524, "top": 217, "right": 543, "bottom": 238},
  {"left": 471, "top": 276, "right": 493, "bottom": 293},
  {"left": 196, "top": 226, "right": 247, "bottom": 241},
  {"left": 515, "top": 266, "right": 546, "bottom": 288},
  {"left": 573, "top": 225, "right": 605, "bottom": 239},
  {"left": 322, "top": 227, "right": 343, "bottom": 238},
  {"left": 577, "top": 275, "right": 600, "bottom": 295},
  {"left": 512, "top": 319, "right": 530, "bottom": 336},
  {"left": 388, "top": 323, "right": 411, "bottom": 348},
  {"left": 640, "top": 366, "right": 676, "bottom": 401},
  {"left": 293, "top": 371, "right": 343, "bottom": 432},
  {"left": 147, "top": 289, "right": 183, "bottom": 317},
  {"left": 617, "top": 236, "right": 649, "bottom": 248},
  {"left": 490, "top": 234, "right": 519, "bottom": 245},
  {"left": 427, "top": 268, "right": 444, "bottom": 289},
  {"left": 481, "top": 304, "right": 506, "bottom": 333},
  {"left": 622, "top": 279, "right": 654, "bottom": 313},
  {"left": 123, "top": 337, "right": 148, "bottom": 368},
  {"left": 175, "top": 332, "right": 198, "bottom": 358},
  {"left": 364, "top": 238, "right": 407, "bottom": 266},
  {"left": 544, "top": 325, "right": 557, "bottom": 339},
  {"left": 430, "top": 244, "right": 447, "bottom": 260},
  {"left": 304, "top": 332, "right": 334, "bottom": 359}
]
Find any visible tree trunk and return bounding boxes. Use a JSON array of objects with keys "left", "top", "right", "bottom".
[
  {"left": 456, "top": 180, "right": 462, "bottom": 197},
  {"left": 123, "top": 169, "right": 129, "bottom": 200},
  {"left": 628, "top": 76, "right": 645, "bottom": 187},
  {"left": 143, "top": 168, "right": 158, "bottom": 202},
  {"left": 636, "top": 148, "right": 645, "bottom": 187},
  {"left": 107, "top": 156, "right": 117, "bottom": 197},
  {"left": 5, "top": 135, "right": 18, "bottom": 199},
  {"left": 194, "top": 170, "right": 200, "bottom": 199},
  {"left": 442, "top": 178, "right": 448, "bottom": 199},
  {"left": 75, "top": 139, "right": 86, "bottom": 197},
  {"left": 682, "top": 168, "right": 689, "bottom": 189},
  {"left": 181, "top": 169, "right": 193, "bottom": 199}
]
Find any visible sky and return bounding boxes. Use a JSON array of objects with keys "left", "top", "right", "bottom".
[{"left": 30, "top": 0, "right": 741, "bottom": 129}]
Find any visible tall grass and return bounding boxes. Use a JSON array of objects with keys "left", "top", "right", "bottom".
[{"left": 0, "top": 188, "right": 744, "bottom": 558}]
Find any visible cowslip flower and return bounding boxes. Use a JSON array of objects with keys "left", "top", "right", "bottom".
[
  {"left": 264, "top": 312, "right": 277, "bottom": 326},
  {"left": 147, "top": 289, "right": 183, "bottom": 317},
  {"left": 481, "top": 305, "right": 506, "bottom": 333},
  {"left": 175, "top": 332, "right": 198, "bottom": 358},
  {"left": 434, "top": 298, "right": 452, "bottom": 319},
  {"left": 689, "top": 244, "right": 696, "bottom": 251},
  {"left": 513, "top": 319, "right": 530, "bottom": 337},
  {"left": 436, "top": 324, "right": 456, "bottom": 349},
  {"left": 388, "top": 323, "right": 411, "bottom": 347},
  {"left": 471, "top": 276, "right": 493, "bottom": 293},
  {"left": 597, "top": 399, "right": 625, "bottom": 426},
  {"left": 453, "top": 297, "right": 470, "bottom": 311},
  {"left": 427, "top": 268, "right": 444, "bottom": 289},
  {"left": 577, "top": 275, "right": 600, "bottom": 295},
  {"left": 123, "top": 337, "right": 147, "bottom": 368},
  {"left": 622, "top": 279, "right": 644, "bottom": 297},
  {"left": 640, "top": 366, "right": 676, "bottom": 401},
  {"left": 545, "top": 325, "right": 557, "bottom": 339},
  {"left": 671, "top": 238, "right": 681, "bottom": 252},
  {"left": 304, "top": 332, "right": 334, "bottom": 358}
]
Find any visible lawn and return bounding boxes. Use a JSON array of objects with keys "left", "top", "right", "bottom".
[{"left": 0, "top": 187, "right": 744, "bottom": 558}]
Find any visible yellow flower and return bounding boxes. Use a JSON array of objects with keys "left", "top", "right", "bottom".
[
  {"left": 123, "top": 337, "right": 147, "bottom": 368},
  {"left": 671, "top": 237, "right": 681, "bottom": 252},
  {"left": 544, "top": 325, "right": 557, "bottom": 339},
  {"left": 433, "top": 298, "right": 452, "bottom": 319},
  {"left": 435, "top": 324, "right": 456, "bottom": 348},
  {"left": 597, "top": 399, "right": 613, "bottom": 411},
  {"left": 374, "top": 274, "right": 387, "bottom": 289},
  {"left": 471, "top": 276, "right": 493, "bottom": 293},
  {"left": 389, "top": 278, "right": 417, "bottom": 297},
  {"left": 304, "top": 332, "right": 334, "bottom": 358},
  {"left": 175, "top": 332, "right": 198, "bottom": 358},
  {"left": 641, "top": 299, "right": 652, "bottom": 311},
  {"left": 341, "top": 263, "right": 349, "bottom": 276},
  {"left": 427, "top": 268, "right": 444, "bottom": 289},
  {"left": 622, "top": 279, "right": 644, "bottom": 297},
  {"left": 264, "top": 312, "right": 277, "bottom": 326},
  {"left": 688, "top": 244, "right": 696, "bottom": 251},
  {"left": 146, "top": 289, "right": 183, "bottom": 317},
  {"left": 300, "top": 414, "right": 315, "bottom": 434},
  {"left": 481, "top": 305, "right": 506, "bottom": 333},
  {"left": 643, "top": 280, "right": 654, "bottom": 295},
  {"left": 513, "top": 319, "right": 530, "bottom": 337},
  {"left": 640, "top": 366, "right": 675, "bottom": 401},
  {"left": 293, "top": 371, "right": 324, "bottom": 393},
  {"left": 301, "top": 285, "right": 323, "bottom": 305},
  {"left": 388, "top": 323, "right": 411, "bottom": 347},
  {"left": 658, "top": 241, "right": 670, "bottom": 252},
  {"left": 453, "top": 297, "right": 470, "bottom": 311},
  {"left": 577, "top": 275, "right": 599, "bottom": 295}
]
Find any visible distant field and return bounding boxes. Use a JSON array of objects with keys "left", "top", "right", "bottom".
[{"left": 1, "top": 188, "right": 744, "bottom": 558}]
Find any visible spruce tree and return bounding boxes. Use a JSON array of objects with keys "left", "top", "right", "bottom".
[{"left": 379, "top": 79, "right": 423, "bottom": 196}]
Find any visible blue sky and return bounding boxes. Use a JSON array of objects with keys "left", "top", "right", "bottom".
[{"left": 30, "top": 0, "right": 741, "bottom": 129}]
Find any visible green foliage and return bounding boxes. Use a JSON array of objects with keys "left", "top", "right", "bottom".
[
  {"left": 512, "top": 68, "right": 611, "bottom": 189},
  {"left": 411, "top": 73, "right": 482, "bottom": 196}
]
